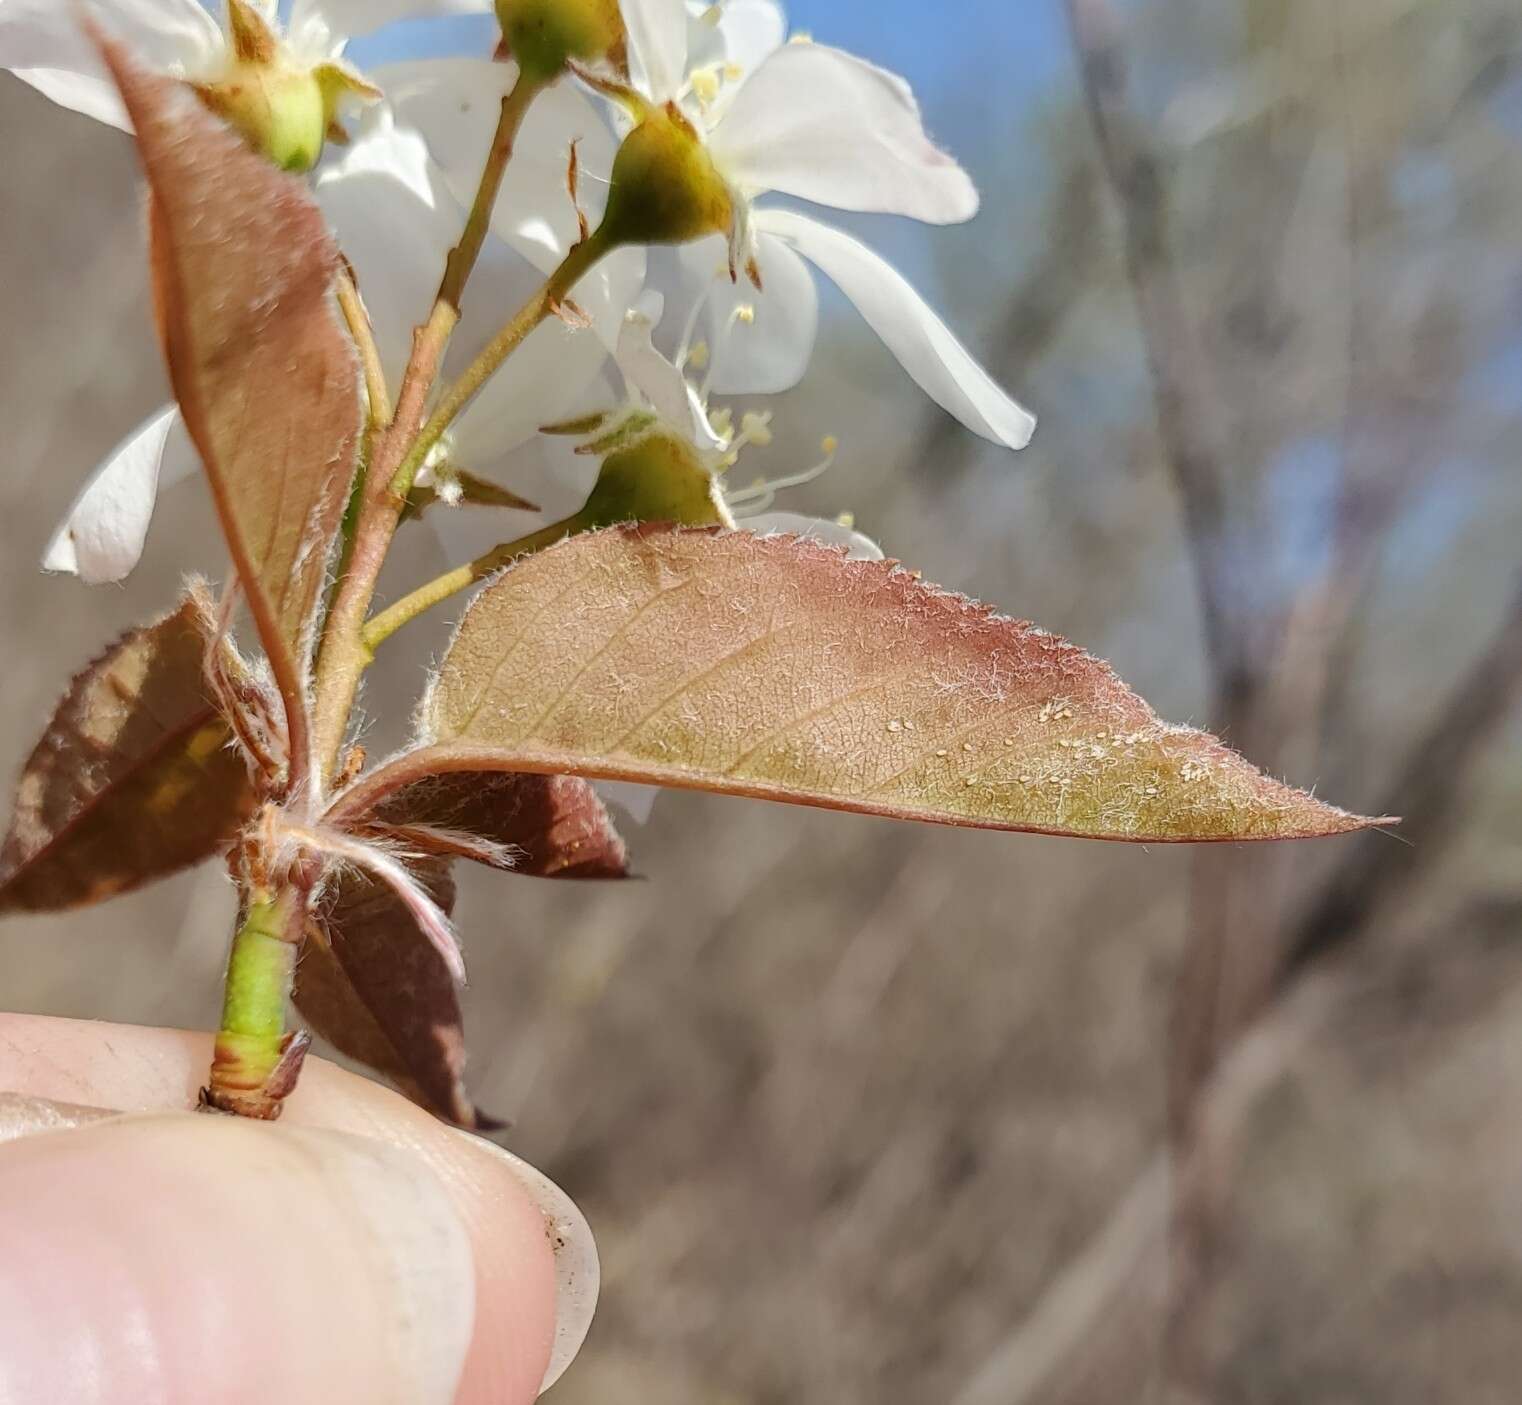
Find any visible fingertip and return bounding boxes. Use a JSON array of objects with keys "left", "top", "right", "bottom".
[{"left": 0, "top": 1113, "right": 477, "bottom": 1405}]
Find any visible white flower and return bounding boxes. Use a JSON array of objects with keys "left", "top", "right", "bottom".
[
  {"left": 607, "top": 292, "right": 886, "bottom": 557},
  {"left": 0, "top": 0, "right": 479, "bottom": 132},
  {"left": 608, "top": 0, "right": 1036, "bottom": 449},
  {"left": 44, "top": 94, "right": 640, "bottom": 582}
]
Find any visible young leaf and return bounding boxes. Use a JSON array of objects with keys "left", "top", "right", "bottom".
[
  {"left": 332, "top": 527, "right": 1385, "bottom": 843},
  {"left": 96, "top": 35, "right": 360, "bottom": 775},
  {"left": 294, "top": 862, "right": 481, "bottom": 1127},
  {"left": 0, "top": 598, "right": 254, "bottom": 915},
  {"left": 356, "top": 772, "right": 630, "bottom": 879}
]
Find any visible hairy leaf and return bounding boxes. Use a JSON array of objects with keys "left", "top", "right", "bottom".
[
  {"left": 294, "top": 862, "right": 481, "bottom": 1127},
  {"left": 358, "top": 772, "right": 629, "bottom": 879},
  {"left": 335, "top": 527, "right": 1384, "bottom": 843},
  {"left": 98, "top": 36, "right": 360, "bottom": 763},
  {"left": 0, "top": 598, "right": 254, "bottom": 915}
]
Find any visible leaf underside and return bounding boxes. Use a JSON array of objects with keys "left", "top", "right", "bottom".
[
  {"left": 346, "top": 526, "right": 1382, "bottom": 843},
  {"left": 295, "top": 860, "right": 483, "bottom": 1127},
  {"left": 0, "top": 597, "right": 254, "bottom": 915},
  {"left": 98, "top": 37, "right": 359, "bottom": 704},
  {"left": 361, "top": 772, "right": 630, "bottom": 879}
]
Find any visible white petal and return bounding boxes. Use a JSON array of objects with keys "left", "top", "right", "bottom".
[
  {"left": 712, "top": 0, "right": 786, "bottom": 74},
  {"left": 709, "top": 44, "right": 977, "bottom": 224},
  {"left": 378, "top": 59, "right": 616, "bottom": 270},
  {"left": 315, "top": 106, "right": 462, "bottom": 384},
  {"left": 676, "top": 231, "right": 817, "bottom": 395},
  {"left": 7, "top": 67, "right": 130, "bottom": 129},
  {"left": 0, "top": 0, "right": 220, "bottom": 126},
  {"left": 614, "top": 305, "right": 725, "bottom": 450},
  {"left": 757, "top": 209, "right": 1035, "bottom": 450},
  {"left": 743, "top": 511, "right": 885, "bottom": 561},
  {"left": 290, "top": 0, "right": 493, "bottom": 43},
  {"left": 594, "top": 781, "right": 661, "bottom": 824},
  {"left": 620, "top": 0, "right": 688, "bottom": 103},
  {"left": 44, "top": 406, "right": 190, "bottom": 583}
]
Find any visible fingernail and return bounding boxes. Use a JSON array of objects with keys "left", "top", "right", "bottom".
[
  {"left": 281, "top": 1122, "right": 479, "bottom": 1404},
  {"left": 0, "top": 1091, "right": 115, "bottom": 1145},
  {"left": 452, "top": 1131, "right": 600, "bottom": 1394}
]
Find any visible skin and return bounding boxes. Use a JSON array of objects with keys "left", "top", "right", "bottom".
[{"left": 0, "top": 1015, "right": 570, "bottom": 1405}]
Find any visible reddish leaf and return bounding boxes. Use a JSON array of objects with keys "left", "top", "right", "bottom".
[
  {"left": 97, "top": 35, "right": 360, "bottom": 773},
  {"left": 294, "top": 862, "right": 482, "bottom": 1128},
  {"left": 358, "top": 772, "right": 629, "bottom": 879},
  {"left": 0, "top": 598, "right": 254, "bottom": 915},
  {"left": 331, "top": 526, "right": 1386, "bottom": 843}
]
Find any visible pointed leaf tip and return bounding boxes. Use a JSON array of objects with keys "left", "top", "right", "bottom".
[{"left": 332, "top": 526, "right": 1381, "bottom": 845}]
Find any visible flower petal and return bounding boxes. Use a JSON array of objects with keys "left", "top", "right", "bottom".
[
  {"left": 0, "top": 0, "right": 221, "bottom": 126},
  {"left": 712, "top": 0, "right": 787, "bottom": 75},
  {"left": 290, "top": 0, "right": 492, "bottom": 44},
  {"left": 619, "top": 0, "right": 688, "bottom": 103},
  {"left": 314, "top": 106, "right": 461, "bottom": 384},
  {"left": 614, "top": 301, "right": 726, "bottom": 450},
  {"left": 708, "top": 44, "right": 977, "bottom": 224},
  {"left": 43, "top": 406, "right": 192, "bottom": 583},
  {"left": 378, "top": 59, "right": 614, "bottom": 269},
  {"left": 676, "top": 230, "right": 817, "bottom": 395},
  {"left": 743, "top": 511, "right": 885, "bottom": 561},
  {"left": 757, "top": 209, "right": 1035, "bottom": 449}
]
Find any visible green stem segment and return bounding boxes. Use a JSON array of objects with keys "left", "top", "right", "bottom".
[
  {"left": 362, "top": 515, "right": 582, "bottom": 650},
  {"left": 205, "top": 889, "right": 304, "bottom": 1120}
]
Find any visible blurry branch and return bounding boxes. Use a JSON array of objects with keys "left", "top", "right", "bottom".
[
  {"left": 1284, "top": 572, "right": 1522, "bottom": 979},
  {"left": 952, "top": 882, "right": 1522, "bottom": 1405},
  {"left": 1066, "top": 0, "right": 1253, "bottom": 718}
]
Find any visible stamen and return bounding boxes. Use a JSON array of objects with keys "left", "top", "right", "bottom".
[
  {"left": 700, "top": 302, "right": 757, "bottom": 398},
  {"left": 727, "top": 434, "right": 840, "bottom": 510},
  {"left": 685, "top": 340, "right": 711, "bottom": 372}
]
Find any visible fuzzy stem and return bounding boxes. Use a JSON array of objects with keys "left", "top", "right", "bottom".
[
  {"left": 309, "top": 73, "right": 552, "bottom": 783},
  {"left": 204, "top": 890, "right": 303, "bottom": 1119},
  {"left": 362, "top": 515, "right": 581, "bottom": 651},
  {"left": 336, "top": 267, "right": 391, "bottom": 427}
]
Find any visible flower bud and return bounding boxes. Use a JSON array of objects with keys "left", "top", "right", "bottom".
[
  {"left": 598, "top": 106, "right": 735, "bottom": 249},
  {"left": 495, "top": 0, "right": 626, "bottom": 83},
  {"left": 195, "top": 62, "right": 328, "bottom": 173},
  {"left": 579, "top": 431, "right": 733, "bottom": 530},
  {"left": 191, "top": 0, "right": 376, "bottom": 173}
]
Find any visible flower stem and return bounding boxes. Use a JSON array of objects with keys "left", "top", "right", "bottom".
[
  {"left": 388, "top": 226, "right": 614, "bottom": 502},
  {"left": 336, "top": 267, "right": 391, "bottom": 427},
  {"left": 204, "top": 888, "right": 307, "bottom": 1120},
  {"left": 361, "top": 515, "right": 582, "bottom": 651}
]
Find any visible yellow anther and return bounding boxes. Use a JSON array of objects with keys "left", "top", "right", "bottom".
[
  {"left": 740, "top": 411, "right": 774, "bottom": 447},
  {"left": 691, "top": 65, "right": 721, "bottom": 103},
  {"left": 685, "top": 340, "right": 711, "bottom": 371},
  {"left": 821, "top": 434, "right": 839, "bottom": 456},
  {"left": 734, "top": 304, "right": 756, "bottom": 324}
]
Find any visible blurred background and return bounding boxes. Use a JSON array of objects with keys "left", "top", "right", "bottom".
[{"left": 4, "top": 0, "right": 1522, "bottom": 1399}]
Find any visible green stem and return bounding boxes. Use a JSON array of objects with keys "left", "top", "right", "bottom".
[
  {"left": 388, "top": 228, "right": 614, "bottom": 502},
  {"left": 361, "top": 515, "right": 582, "bottom": 651},
  {"left": 205, "top": 890, "right": 302, "bottom": 1118}
]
